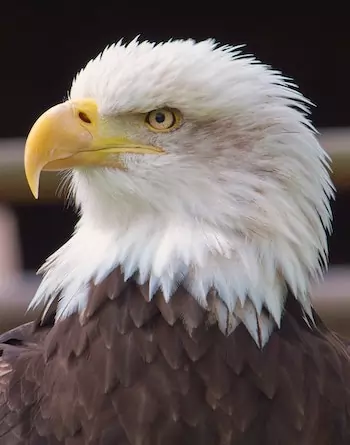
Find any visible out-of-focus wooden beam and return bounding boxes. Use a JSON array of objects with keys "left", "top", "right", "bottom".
[
  {"left": 311, "top": 266, "right": 350, "bottom": 338},
  {"left": 320, "top": 127, "right": 350, "bottom": 190},
  {"left": 0, "top": 274, "right": 42, "bottom": 333},
  {"left": 0, "top": 128, "right": 350, "bottom": 202},
  {"left": 0, "top": 138, "right": 58, "bottom": 202}
]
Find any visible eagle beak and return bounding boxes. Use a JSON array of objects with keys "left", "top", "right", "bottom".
[{"left": 24, "top": 98, "right": 164, "bottom": 198}]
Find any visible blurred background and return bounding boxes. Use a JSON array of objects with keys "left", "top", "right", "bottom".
[{"left": 0, "top": 11, "right": 349, "bottom": 335}]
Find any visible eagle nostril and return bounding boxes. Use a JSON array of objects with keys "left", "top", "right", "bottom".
[{"left": 78, "top": 111, "right": 92, "bottom": 124}]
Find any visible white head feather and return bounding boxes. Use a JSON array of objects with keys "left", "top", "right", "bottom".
[{"left": 30, "top": 38, "right": 334, "bottom": 347}]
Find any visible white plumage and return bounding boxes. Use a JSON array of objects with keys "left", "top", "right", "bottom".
[{"left": 29, "top": 38, "right": 334, "bottom": 347}]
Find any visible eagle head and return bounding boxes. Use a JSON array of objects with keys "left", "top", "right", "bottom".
[{"left": 25, "top": 38, "right": 333, "bottom": 346}]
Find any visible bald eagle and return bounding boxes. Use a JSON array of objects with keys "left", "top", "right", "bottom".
[{"left": 0, "top": 38, "right": 349, "bottom": 445}]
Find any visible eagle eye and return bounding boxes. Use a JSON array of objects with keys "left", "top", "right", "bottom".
[{"left": 145, "top": 108, "right": 182, "bottom": 132}]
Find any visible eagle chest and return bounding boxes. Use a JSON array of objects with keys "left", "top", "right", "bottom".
[{"left": 2, "top": 279, "right": 347, "bottom": 445}]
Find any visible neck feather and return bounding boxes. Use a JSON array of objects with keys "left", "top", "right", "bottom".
[{"left": 29, "top": 208, "right": 324, "bottom": 347}]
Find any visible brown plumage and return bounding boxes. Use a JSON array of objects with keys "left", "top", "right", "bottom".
[{"left": 0, "top": 268, "right": 350, "bottom": 445}]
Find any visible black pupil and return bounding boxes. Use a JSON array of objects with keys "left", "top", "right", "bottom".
[{"left": 155, "top": 112, "right": 166, "bottom": 123}]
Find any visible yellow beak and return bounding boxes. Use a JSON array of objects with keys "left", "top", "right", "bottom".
[{"left": 24, "top": 98, "right": 164, "bottom": 198}]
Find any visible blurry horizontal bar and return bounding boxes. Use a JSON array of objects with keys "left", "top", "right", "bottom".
[
  {"left": 0, "top": 267, "right": 349, "bottom": 336},
  {"left": 0, "top": 127, "right": 350, "bottom": 201},
  {"left": 0, "top": 272, "right": 41, "bottom": 333}
]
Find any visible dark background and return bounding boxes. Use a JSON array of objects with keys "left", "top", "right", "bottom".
[{"left": 1, "top": 11, "right": 349, "bottom": 270}]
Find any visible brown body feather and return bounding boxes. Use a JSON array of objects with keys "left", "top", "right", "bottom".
[{"left": 0, "top": 268, "right": 350, "bottom": 444}]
